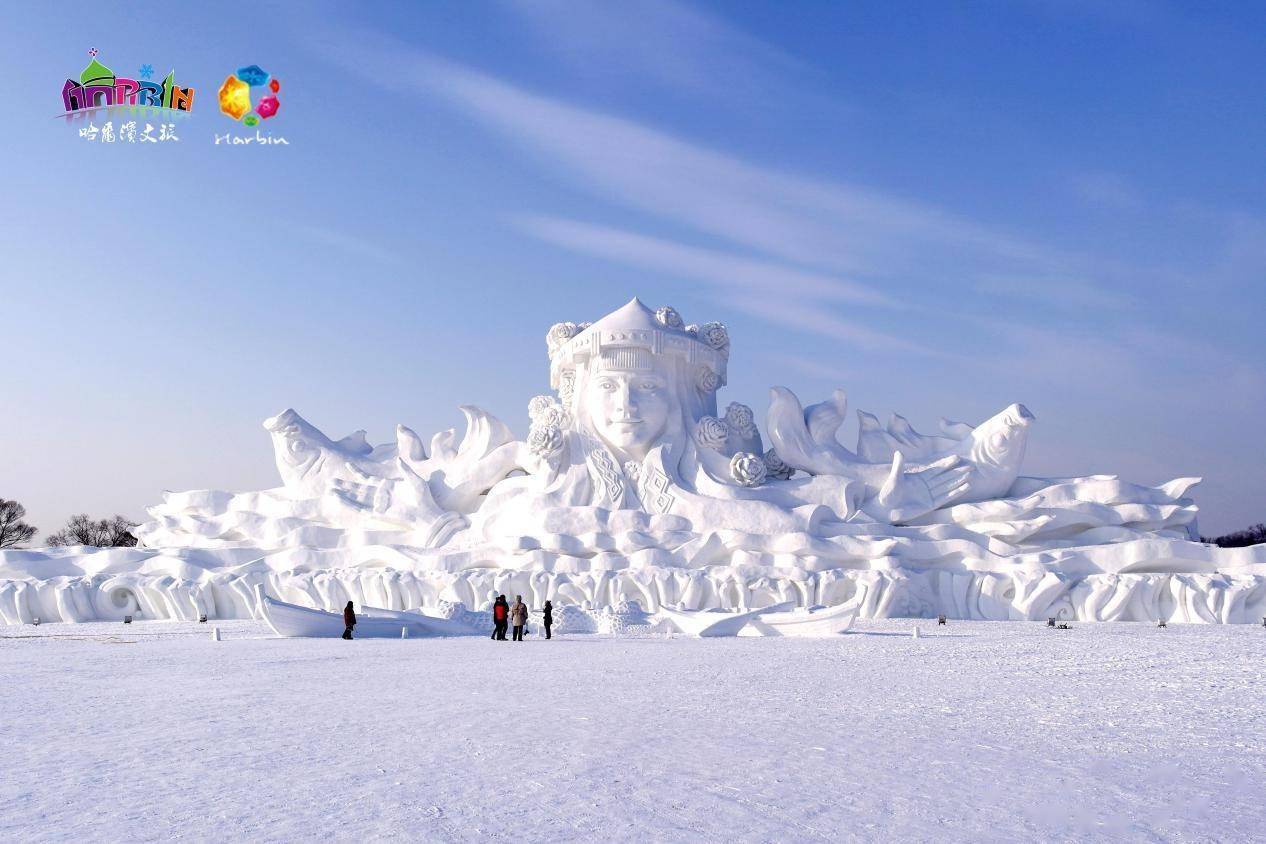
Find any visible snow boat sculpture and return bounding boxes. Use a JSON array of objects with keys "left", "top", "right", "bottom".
[
  {"left": 257, "top": 590, "right": 480, "bottom": 639},
  {"left": 2, "top": 297, "right": 1264, "bottom": 627}
]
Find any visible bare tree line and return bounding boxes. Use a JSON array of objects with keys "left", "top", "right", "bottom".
[
  {"left": 1202, "top": 523, "right": 1266, "bottom": 548},
  {"left": 0, "top": 498, "right": 138, "bottom": 548},
  {"left": 0, "top": 499, "right": 37, "bottom": 548}
]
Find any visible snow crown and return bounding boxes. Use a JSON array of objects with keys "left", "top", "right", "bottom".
[{"left": 547, "top": 298, "right": 730, "bottom": 393}]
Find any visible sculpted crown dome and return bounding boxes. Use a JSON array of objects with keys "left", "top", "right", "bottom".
[{"left": 547, "top": 297, "right": 730, "bottom": 392}]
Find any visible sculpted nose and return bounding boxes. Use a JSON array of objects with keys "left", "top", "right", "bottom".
[{"left": 613, "top": 382, "right": 637, "bottom": 418}]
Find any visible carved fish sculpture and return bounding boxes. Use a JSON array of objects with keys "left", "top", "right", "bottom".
[
  {"left": 856, "top": 403, "right": 1035, "bottom": 502},
  {"left": 768, "top": 388, "right": 970, "bottom": 522},
  {"left": 768, "top": 386, "right": 1034, "bottom": 519},
  {"left": 264, "top": 406, "right": 530, "bottom": 525},
  {"left": 263, "top": 408, "right": 399, "bottom": 495}
]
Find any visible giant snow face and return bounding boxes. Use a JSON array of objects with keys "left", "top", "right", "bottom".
[{"left": 583, "top": 358, "right": 673, "bottom": 463}]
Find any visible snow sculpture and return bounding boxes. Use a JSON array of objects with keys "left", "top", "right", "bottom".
[{"left": 2, "top": 297, "right": 1263, "bottom": 626}]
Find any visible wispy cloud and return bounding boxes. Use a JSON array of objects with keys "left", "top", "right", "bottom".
[
  {"left": 1068, "top": 171, "right": 1144, "bottom": 211},
  {"left": 317, "top": 34, "right": 1070, "bottom": 287},
  {"left": 974, "top": 274, "right": 1135, "bottom": 310},
  {"left": 1015, "top": 0, "right": 1168, "bottom": 27},
  {"left": 518, "top": 215, "right": 896, "bottom": 307},
  {"left": 725, "top": 295, "right": 936, "bottom": 356},
  {"left": 766, "top": 352, "right": 856, "bottom": 384},
  {"left": 289, "top": 223, "right": 402, "bottom": 266},
  {"left": 311, "top": 22, "right": 1255, "bottom": 378},
  {"left": 1213, "top": 211, "right": 1266, "bottom": 283},
  {"left": 516, "top": 216, "right": 932, "bottom": 353},
  {"left": 981, "top": 321, "right": 1149, "bottom": 386},
  {"left": 969, "top": 318, "right": 1239, "bottom": 406},
  {"left": 498, "top": 0, "right": 806, "bottom": 97}
]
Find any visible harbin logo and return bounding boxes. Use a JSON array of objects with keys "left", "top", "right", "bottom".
[
  {"left": 218, "top": 65, "right": 281, "bottom": 126},
  {"left": 59, "top": 49, "right": 194, "bottom": 116}
]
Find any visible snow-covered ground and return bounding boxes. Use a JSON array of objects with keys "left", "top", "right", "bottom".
[{"left": 2, "top": 620, "right": 1263, "bottom": 843}]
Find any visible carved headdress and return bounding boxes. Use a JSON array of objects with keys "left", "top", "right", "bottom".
[{"left": 546, "top": 298, "right": 730, "bottom": 400}]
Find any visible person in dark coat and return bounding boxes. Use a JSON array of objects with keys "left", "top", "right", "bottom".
[
  {"left": 342, "top": 601, "right": 356, "bottom": 640},
  {"left": 491, "top": 595, "right": 509, "bottom": 641},
  {"left": 543, "top": 600, "right": 553, "bottom": 640}
]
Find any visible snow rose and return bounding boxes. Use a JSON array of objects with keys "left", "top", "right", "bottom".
[
  {"left": 684, "top": 323, "right": 700, "bottom": 337},
  {"left": 622, "top": 460, "right": 642, "bottom": 485},
  {"left": 527, "top": 424, "right": 564, "bottom": 457},
  {"left": 724, "top": 402, "right": 756, "bottom": 438},
  {"left": 698, "top": 321, "right": 730, "bottom": 354},
  {"left": 655, "top": 306, "right": 684, "bottom": 329},
  {"left": 730, "top": 451, "right": 767, "bottom": 487},
  {"left": 546, "top": 406, "right": 573, "bottom": 429},
  {"left": 558, "top": 370, "right": 576, "bottom": 404},
  {"left": 546, "top": 321, "right": 578, "bottom": 354},
  {"left": 528, "top": 396, "right": 571, "bottom": 430},
  {"left": 763, "top": 448, "right": 794, "bottom": 481},
  {"left": 696, "top": 366, "right": 720, "bottom": 393},
  {"left": 694, "top": 416, "right": 729, "bottom": 450},
  {"left": 528, "top": 395, "right": 555, "bottom": 421}
]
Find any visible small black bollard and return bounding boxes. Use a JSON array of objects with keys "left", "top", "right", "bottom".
[
  {"left": 1158, "top": 619, "right": 1167, "bottom": 628},
  {"left": 198, "top": 614, "right": 208, "bottom": 623},
  {"left": 937, "top": 614, "right": 947, "bottom": 626},
  {"left": 31, "top": 617, "right": 40, "bottom": 626},
  {"left": 123, "top": 615, "right": 133, "bottom": 624},
  {"left": 1047, "top": 617, "right": 1056, "bottom": 628}
]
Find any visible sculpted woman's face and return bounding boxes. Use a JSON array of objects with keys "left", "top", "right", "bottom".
[{"left": 584, "top": 360, "right": 672, "bottom": 462}]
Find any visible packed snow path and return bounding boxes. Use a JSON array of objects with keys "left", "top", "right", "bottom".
[{"left": 2, "top": 621, "right": 1263, "bottom": 842}]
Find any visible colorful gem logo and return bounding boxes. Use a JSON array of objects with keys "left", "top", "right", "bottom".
[{"left": 218, "top": 65, "right": 281, "bottom": 125}]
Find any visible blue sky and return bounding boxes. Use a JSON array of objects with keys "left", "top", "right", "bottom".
[{"left": 4, "top": 0, "right": 1263, "bottom": 538}]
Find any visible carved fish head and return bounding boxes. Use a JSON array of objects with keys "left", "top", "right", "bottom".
[
  {"left": 263, "top": 408, "right": 334, "bottom": 485},
  {"left": 968, "top": 403, "right": 1034, "bottom": 472}
]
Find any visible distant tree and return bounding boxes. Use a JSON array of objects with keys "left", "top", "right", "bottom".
[
  {"left": 1201, "top": 523, "right": 1266, "bottom": 548},
  {"left": 0, "top": 499, "right": 37, "bottom": 548},
  {"left": 45, "top": 514, "right": 138, "bottom": 548}
]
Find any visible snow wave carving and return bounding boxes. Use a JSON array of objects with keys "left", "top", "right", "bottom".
[{"left": 3, "top": 545, "right": 1263, "bottom": 626}]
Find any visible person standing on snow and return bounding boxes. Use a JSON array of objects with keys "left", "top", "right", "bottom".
[
  {"left": 491, "top": 595, "right": 509, "bottom": 641},
  {"left": 342, "top": 601, "right": 356, "bottom": 640},
  {"left": 542, "top": 600, "right": 553, "bottom": 640},
  {"left": 510, "top": 595, "right": 528, "bottom": 641}
]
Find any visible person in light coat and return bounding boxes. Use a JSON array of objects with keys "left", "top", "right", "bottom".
[{"left": 510, "top": 595, "right": 528, "bottom": 641}]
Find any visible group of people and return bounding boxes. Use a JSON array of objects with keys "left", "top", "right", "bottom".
[
  {"left": 490, "top": 595, "right": 552, "bottom": 641},
  {"left": 338, "top": 596, "right": 555, "bottom": 640}
]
